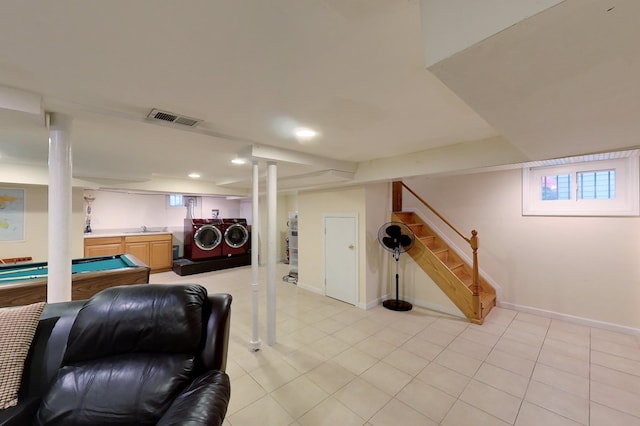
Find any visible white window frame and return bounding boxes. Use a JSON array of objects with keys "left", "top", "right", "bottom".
[
  {"left": 167, "top": 194, "right": 184, "bottom": 207},
  {"left": 522, "top": 154, "right": 639, "bottom": 216}
]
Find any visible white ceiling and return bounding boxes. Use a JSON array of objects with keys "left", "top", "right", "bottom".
[
  {"left": 0, "top": 0, "right": 637, "bottom": 195},
  {"left": 429, "top": 0, "right": 640, "bottom": 162}
]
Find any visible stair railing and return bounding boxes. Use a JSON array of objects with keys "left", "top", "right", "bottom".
[{"left": 393, "top": 181, "right": 481, "bottom": 320}]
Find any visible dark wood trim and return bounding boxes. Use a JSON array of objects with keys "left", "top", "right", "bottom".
[
  {"left": 0, "top": 256, "right": 33, "bottom": 264},
  {"left": 392, "top": 181, "right": 403, "bottom": 212}
]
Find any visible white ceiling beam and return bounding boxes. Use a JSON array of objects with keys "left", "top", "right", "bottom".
[
  {"left": 0, "top": 85, "right": 42, "bottom": 116},
  {"left": 240, "top": 145, "right": 358, "bottom": 173}
]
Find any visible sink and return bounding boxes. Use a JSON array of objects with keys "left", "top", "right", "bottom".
[{"left": 124, "top": 228, "right": 167, "bottom": 234}]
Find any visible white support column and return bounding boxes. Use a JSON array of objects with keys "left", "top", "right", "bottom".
[
  {"left": 250, "top": 160, "right": 261, "bottom": 351},
  {"left": 47, "top": 112, "right": 73, "bottom": 303},
  {"left": 266, "top": 161, "right": 277, "bottom": 345}
]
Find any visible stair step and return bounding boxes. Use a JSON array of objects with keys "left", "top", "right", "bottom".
[
  {"left": 407, "top": 223, "right": 425, "bottom": 235},
  {"left": 481, "top": 292, "right": 496, "bottom": 307},
  {"left": 419, "top": 235, "right": 436, "bottom": 248},
  {"left": 393, "top": 207, "right": 496, "bottom": 323},
  {"left": 455, "top": 268, "right": 473, "bottom": 287},
  {"left": 432, "top": 247, "right": 449, "bottom": 262},
  {"left": 393, "top": 212, "right": 416, "bottom": 221},
  {"left": 446, "top": 260, "right": 464, "bottom": 271}
]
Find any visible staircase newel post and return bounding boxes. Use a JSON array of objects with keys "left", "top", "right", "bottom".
[
  {"left": 470, "top": 230, "right": 481, "bottom": 322},
  {"left": 392, "top": 181, "right": 403, "bottom": 212}
]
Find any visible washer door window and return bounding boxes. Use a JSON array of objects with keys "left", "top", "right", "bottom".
[
  {"left": 225, "top": 224, "right": 249, "bottom": 248},
  {"left": 194, "top": 225, "right": 222, "bottom": 251}
]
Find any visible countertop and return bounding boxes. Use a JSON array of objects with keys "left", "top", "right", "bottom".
[{"left": 84, "top": 230, "right": 172, "bottom": 239}]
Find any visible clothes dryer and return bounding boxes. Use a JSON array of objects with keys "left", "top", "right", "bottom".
[
  {"left": 222, "top": 218, "right": 250, "bottom": 257},
  {"left": 184, "top": 218, "right": 224, "bottom": 261}
]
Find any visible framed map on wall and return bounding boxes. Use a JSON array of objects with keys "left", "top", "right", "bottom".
[{"left": 0, "top": 188, "right": 25, "bottom": 241}]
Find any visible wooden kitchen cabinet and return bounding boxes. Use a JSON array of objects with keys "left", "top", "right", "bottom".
[
  {"left": 84, "top": 233, "right": 173, "bottom": 273},
  {"left": 123, "top": 240, "right": 150, "bottom": 267},
  {"left": 149, "top": 238, "right": 173, "bottom": 272},
  {"left": 84, "top": 236, "right": 124, "bottom": 258},
  {"left": 124, "top": 234, "right": 173, "bottom": 273}
]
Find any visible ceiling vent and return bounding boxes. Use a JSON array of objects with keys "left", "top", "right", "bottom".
[{"left": 147, "top": 109, "right": 202, "bottom": 127}]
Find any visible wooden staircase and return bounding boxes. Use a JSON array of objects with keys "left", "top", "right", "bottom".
[{"left": 392, "top": 211, "right": 496, "bottom": 324}]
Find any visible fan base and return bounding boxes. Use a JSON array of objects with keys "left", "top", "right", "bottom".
[{"left": 383, "top": 299, "right": 412, "bottom": 312}]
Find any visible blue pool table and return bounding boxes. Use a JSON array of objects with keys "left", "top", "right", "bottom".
[{"left": 0, "top": 254, "right": 150, "bottom": 308}]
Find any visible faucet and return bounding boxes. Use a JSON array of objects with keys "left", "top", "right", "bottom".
[{"left": 140, "top": 225, "right": 147, "bottom": 232}]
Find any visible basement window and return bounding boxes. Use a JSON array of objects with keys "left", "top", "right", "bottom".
[
  {"left": 168, "top": 194, "right": 183, "bottom": 207},
  {"left": 577, "top": 170, "right": 616, "bottom": 200},
  {"left": 522, "top": 151, "right": 639, "bottom": 216},
  {"left": 541, "top": 174, "right": 571, "bottom": 200}
]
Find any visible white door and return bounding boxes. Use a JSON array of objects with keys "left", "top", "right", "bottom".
[{"left": 324, "top": 215, "right": 358, "bottom": 305}]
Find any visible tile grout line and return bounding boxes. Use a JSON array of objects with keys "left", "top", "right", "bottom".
[
  {"left": 449, "top": 313, "right": 522, "bottom": 425},
  {"left": 357, "top": 312, "right": 449, "bottom": 424},
  {"left": 512, "top": 315, "right": 552, "bottom": 425}
]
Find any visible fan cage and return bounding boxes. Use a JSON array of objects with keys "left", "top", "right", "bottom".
[{"left": 377, "top": 221, "right": 415, "bottom": 253}]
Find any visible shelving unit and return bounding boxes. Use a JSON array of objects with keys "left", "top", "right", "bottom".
[{"left": 285, "top": 212, "right": 298, "bottom": 283}]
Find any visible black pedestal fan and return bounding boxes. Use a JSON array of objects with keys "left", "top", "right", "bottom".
[{"left": 378, "top": 222, "right": 415, "bottom": 311}]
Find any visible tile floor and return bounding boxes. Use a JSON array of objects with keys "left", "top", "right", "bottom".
[{"left": 151, "top": 264, "right": 640, "bottom": 426}]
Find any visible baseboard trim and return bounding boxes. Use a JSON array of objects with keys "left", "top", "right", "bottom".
[
  {"left": 361, "top": 297, "right": 384, "bottom": 310},
  {"left": 498, "top": 301, "right": 640, "bottom": 336},
  {"left": 296, "top": 281, "right": 324, "bottom": 296}
]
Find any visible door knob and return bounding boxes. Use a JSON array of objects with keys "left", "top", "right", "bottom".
[{"left": 348, "top": 244, "right": 354, "bottom": 250}]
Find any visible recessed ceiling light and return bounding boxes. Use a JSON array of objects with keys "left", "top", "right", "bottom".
[
  {"left": 294, "top": 127, "right": 317, "bottom": 141},
  {"left": 188, "top": 173, "right": 200, "bottom": 178},
  {"left": 231, "top": 158, "right": 247, "bottom": 165}
]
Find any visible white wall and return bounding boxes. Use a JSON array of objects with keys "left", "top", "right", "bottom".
[
  {"left": 296, "top": 184, "right": 392, "bottom": 308},
  {"left": 84, "top": 190, "right": 243, "bottom": 230},
  {"left": 200, "top": 196, "right": 242, "bottom": 221},
  {"left": 0, "top": 183, "right": 240, "bottom": 263},
  {"left": 0, "top": 184, "right": 85, "bottom": 262},
  {"left": 297, "top": 186, "right": 366, "bottom": 300},
  {"left": 83, "top": 189, "right": 244, "bottom": 256},
  {"left": 405, "top": 169, "right": 640, "bottom": 330},
  {"left": 293, "top": 182, "right": 466, "bottom": 311},
  {"left": 240, "top": 199, "right": 253, "bottom": 225},
  {"left": 252, "top": 193, "right": 291, "bottom": 266},
  {"left": 364, "top": 183, "right": 393, "bottom": 307}
]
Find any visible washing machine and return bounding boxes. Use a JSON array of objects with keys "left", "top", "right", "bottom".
[
  {"left": 222, "top": 218, "right": 250, "bottom": 257},
  {"left": 184, "top": 218, "right": 224, "bottom": 260}
]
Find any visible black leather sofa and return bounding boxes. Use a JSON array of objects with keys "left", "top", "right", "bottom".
[{"left": 0, "top": 284, "right": 232, "bottom": 426}]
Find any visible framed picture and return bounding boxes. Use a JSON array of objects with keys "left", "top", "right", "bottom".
[
  {"left": 0, "top": 188, "right": 25, "bottom": 241},
  {"left": 211, "top": 209, "right": 219, "bottom": 219}
]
